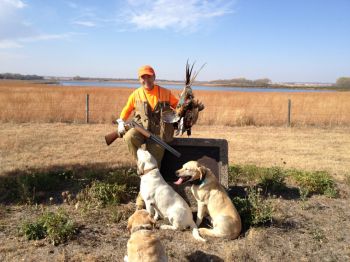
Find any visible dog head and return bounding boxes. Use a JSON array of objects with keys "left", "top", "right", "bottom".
[
  {"left": 136, "top": 148, "right": 158, "bottom": 175},
  {"left": 174, "top": 161, "right": 212, "bottom": 186},
  {"left": 127, "top": 209, "right": 156, "bottom": 234}
]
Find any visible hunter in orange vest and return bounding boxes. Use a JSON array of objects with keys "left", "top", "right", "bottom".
[{"left": 117, "top": 65, "right": 179, "bottom": 209}]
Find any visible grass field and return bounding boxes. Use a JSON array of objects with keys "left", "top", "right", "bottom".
[
  {"left": 0, "top": 123, "right": 349, "bottom": 260},
  {"left": 1, "top": 80, "right": 350, "bottom": 261},
  {"left": 1, "top": 123, "right": 350, "bottom": 178},
  {"left": 1, "top": 80, "right": 350, "bottom": 126}
]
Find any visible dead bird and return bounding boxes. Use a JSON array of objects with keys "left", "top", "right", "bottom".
[{"left": 175, "top": 61, "right": 205, "bottom": 136}]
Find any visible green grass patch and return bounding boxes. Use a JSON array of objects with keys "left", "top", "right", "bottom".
[
  {"left": 0, "top": 170, "right": 73, "bottom": 203},
  {"left": 232, "top": 187, "right": 273, "bottom": 230},
  {"left": 20, "top": 209, "right": 77, "bottom": 245},
  {"left": 76, "top": 170, "right": 139, "bottom": 207},
  {"left": 288, "top": 170, "right": 337, "bottom": 198},
  {"left": 229, "top": 165, "right": 287, "bottom": 193},
  {"left": 20, "top": 221, "right": 46, "bottom": 240},
  {"left": 257, "top": 166, "right": 287, "bottom": 193},
  {"left": 229, "top": 164, "right": 337, "bottom": 198},
  {"left": 78, "top": 182, "right": 128, "bottom": 207},
  {"left": 228, "top": 165, "right": 262, "bottom": 185},
  {"left": 0, "top": 166, "right": 139, "bottom": 204}
]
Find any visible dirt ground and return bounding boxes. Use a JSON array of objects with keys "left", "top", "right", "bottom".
[
  {"left": 1, "top": 123, "right": 350, "bottom": 261},
  {"left": 1, "top": 186, "right": 350, "bottom": 261}
]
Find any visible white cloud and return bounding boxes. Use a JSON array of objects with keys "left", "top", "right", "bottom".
[
  {"left": 20, "top": 33, "right": 76, "bottom": 42},
  {"left": 0, "top": 51, "right": 27, "bottom": 59},
  {"left": 0, "top": 32, "right": 77, "bottom": 49},
  {"left": 68, "top": 4, "right": 102, "bottom": 28},
  {"left": 0, "top": 1, "right": 78, "bottom": 49},
  {"left": 73, "top": 20, "right": 96, "bottom": 27},
  {"left": 0, "top": 40, "right": 23, "bottom": 49},
  {"left": 123, "top": 0, "right": 234, "bottom": 31},
  {"left": 66, "top": 1, "right": 78, "bottom": 9},
  {"left": 2, "top": 0, "right": 26, "bottom": 9},
  {"left": 0, "top": 0, "right": 26, "bottom": 22},
  {"left": 0, "top": 0, "right": 33, "bottom": 42}
]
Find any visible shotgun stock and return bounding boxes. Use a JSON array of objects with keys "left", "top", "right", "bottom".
[
  {"left": 105, "top": 121, "right": 181, "bottom": 158},
  {"left": 105, "top": 131, "right": 121, "bottom": 146},
  {"left": 105, "top": 122, "right": 134, "bottom": 146}
]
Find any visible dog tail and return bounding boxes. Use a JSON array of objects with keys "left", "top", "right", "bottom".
[{"left": 190, "top": 222, "right": 206, "bottom": 242}]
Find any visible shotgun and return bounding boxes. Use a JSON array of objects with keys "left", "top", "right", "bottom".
[{"left": 105, "top": 121, "right": 181, "bottom": 158}]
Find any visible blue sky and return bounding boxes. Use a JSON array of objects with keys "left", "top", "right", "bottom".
[{"left": 0, "top": 0, "right": 349, "bottom": 82}]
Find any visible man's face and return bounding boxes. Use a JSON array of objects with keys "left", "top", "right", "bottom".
[{"left": 140, "top": 74, "right": 155, "bottom": 90}]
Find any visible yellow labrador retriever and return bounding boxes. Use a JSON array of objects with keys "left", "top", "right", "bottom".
[
  {"left": 124, "top": 209, "right": 168, "bottom": 262},
  {"left": 175, "top": 161, "right": 242, "bottom": 239},
  {"left": 136, "top": 148, "right": 206, "bottom": 242}
]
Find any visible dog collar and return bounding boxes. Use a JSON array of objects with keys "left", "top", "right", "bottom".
[
  {"left": 131, "top": 224, "right": 153, "bottom": 234},
  {"left": 191, "top": 173, "right": 207, "bottom": 186},
  {"left": 141, "top": 167, "right": 158, "bottom": 176}
]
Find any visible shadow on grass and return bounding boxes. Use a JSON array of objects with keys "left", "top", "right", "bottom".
[
  {"left": 272, "top": 218, "right": 299, "bottom": 231},
  {"left": 0, "top": 163, "right": 139, "bottom": 205},
  {"left": 228, "top": 185, "right": 301, "bottom": 200},
  {"left": 261, "top": 186, "right": 301, "bottom": 200},
  {"left": 186, "top": 250, "right": 224, "bottom": 262},
  {"left": 227, "top": 185, "right": 299, "bottom": 234}
]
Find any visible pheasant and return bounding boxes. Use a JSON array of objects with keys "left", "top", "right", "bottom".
[{"left": 175, "top": 61, "right": 205, "bottom": 136}]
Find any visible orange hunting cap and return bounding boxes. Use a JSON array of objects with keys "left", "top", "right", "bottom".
[{"left": 138, "top": 65, "right": 155, "bottom": 78}]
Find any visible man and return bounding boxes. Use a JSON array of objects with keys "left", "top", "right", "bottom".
[{"left": 117, "top": 65, "right": 179, "bottom": 209}]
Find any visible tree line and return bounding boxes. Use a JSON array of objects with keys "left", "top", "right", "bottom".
[
  {"left": 1, "top": 72, "right": 349, "bottom": 89},
  {"left": 0, "top": 73, "right": 43, "bottom": 80},
  {"left": 208, "top": 78, "right": 271, "bottom": 87},
  {"left": 336, "top": 77, "right": 350, "bottom": 89}
]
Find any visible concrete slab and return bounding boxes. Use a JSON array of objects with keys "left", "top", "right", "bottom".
[{"left": 160, "top": 137, "right": 228, "bottom": 208}]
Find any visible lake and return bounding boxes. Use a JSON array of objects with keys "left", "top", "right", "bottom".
[{"left": 58, "top": 81, "right": 335, "bottom": 93}]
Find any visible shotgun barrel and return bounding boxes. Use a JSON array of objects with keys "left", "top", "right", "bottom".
[
  {"left": 104, "top": 121, "right": 181, "bottom": 158},
  {"left": 132, "top": 121, "right": 181, "bottom": 158},
  {"left": 149, "top": 132, "right": 181, "bottom": 158}
]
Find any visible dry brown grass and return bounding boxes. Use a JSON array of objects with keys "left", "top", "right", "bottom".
[
  {"left": 1, "top": 80, "right": 350, "bottom": 126},
  {"left": 0, "top": 80, "right": 131, "bottom": 123},
  {"left": 198, "top": 91, "right": 350, "bottom": 127},
  {"left": 1, "top": 197, "right": 349, "bottom": 262},
  {"left": 1, "top": 123, "right": 349, "bottom": 179},
  {"left": 1, "top": 81, "right": 350, "bottom": 261}
]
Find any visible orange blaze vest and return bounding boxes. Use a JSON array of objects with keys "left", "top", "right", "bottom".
[{"left": 133, "top": 85, "right": 175, "bottom": 142}]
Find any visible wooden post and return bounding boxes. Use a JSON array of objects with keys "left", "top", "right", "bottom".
[
  {"left": 86, "top": 94, "right": 89, "bottom": 123},
  {"left": 287, "top": 99, "right": 291, "bottom": 127}
]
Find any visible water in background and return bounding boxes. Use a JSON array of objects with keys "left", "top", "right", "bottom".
[{"left": 58, "top": 81, "right": 334, "bottom": 93}]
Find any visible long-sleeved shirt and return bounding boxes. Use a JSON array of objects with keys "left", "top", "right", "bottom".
[{"left": 119, "top": 85, "right": 179, "bottom": 121}]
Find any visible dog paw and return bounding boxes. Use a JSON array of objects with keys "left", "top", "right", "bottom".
[{"left": 160, "top": 225, "right": 177, "bottom": 230}]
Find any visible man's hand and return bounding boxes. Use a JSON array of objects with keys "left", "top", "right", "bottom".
[{"left": 117, "top": 119, "right": 126, "bottom": 135}]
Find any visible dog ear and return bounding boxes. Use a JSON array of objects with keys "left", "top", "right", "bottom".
[
  {"left": 127, "top": 216, "right": 134, "bottom": 234},
  {"left": 198, "top": 166, "right": 207, "bottom": 180}
]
